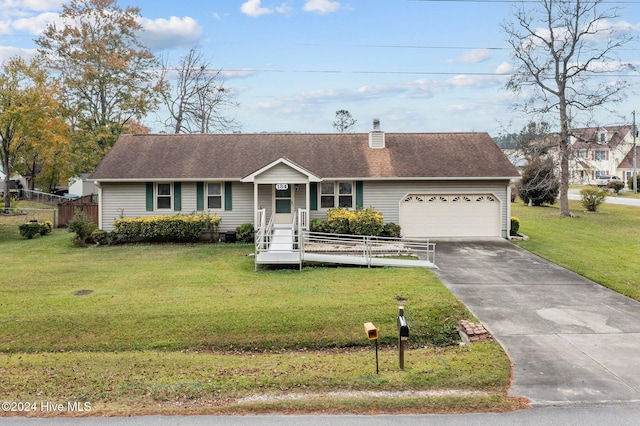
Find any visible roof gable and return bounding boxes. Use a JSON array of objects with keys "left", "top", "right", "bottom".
[
  {"left": 90, "top": 132, "right": 519, "bottom": 181},
  {"left": 241, "top": 157, "right": 322, "bottom": 183}
]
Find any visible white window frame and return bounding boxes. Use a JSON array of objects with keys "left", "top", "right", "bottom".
[
  {"left": 207, "top": 182, "right": 223, "bottom": 210},
  {"left": 320, "top": 181, "right": 354, "bottom": 209},
  {"left": 594, "top": 150, "right": 607, "bottom": 161},
  {"left": 156, "top": 183, "right": 172, "bottom": 210}
]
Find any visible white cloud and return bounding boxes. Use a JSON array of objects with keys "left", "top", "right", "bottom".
[
  {"left": 0, "top": 45, "right": 36, "bottom": 62},
  {"left": 303, "top": 0, "right": 342, "bottom": 14},
  {"left": 11, "top": 11, "right": 57, "bottom": 34},
  {"left": 449, "top": 49, "right": 492, "bottom": 64},
  {"left": 220, "top": 69, "right": 257, "bottom": 79},
  {"left": 138, "top": 16, "right": 203, "bottom": 51},
  {"left": 496, "top": 62, "right": 514, "bottom": 75},
  {"left": 0, "top": 19, "right": 12, "bottom": 34},
  {"left": 21, "top": 0, "right": 64, "bottom": 12},
  {"left": 241, "top": 0, "right": 273, "bottom": 18}
]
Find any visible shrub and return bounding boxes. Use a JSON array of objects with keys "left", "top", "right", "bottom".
[
  {"left": 518, "top": 156, "right": 559, "bottom": 206},
  {"left": 90, "top": 229, "right": 118, "bottom": 245},
  {"left": 627, "top": 175, "right": 639, "bottom": 192},
  {"left": 310, "top": 218, "right": 329, "bottom": 233},
  {"left": 68, "top": 209, "right": 98, "bottom": 246},
  {"left": 607, "top": 180, "right": 625, "bottom": 193},
  {"left": 39, "top": 221, "right": 53, "bottom": 236},
  {"left": 381, "top": 222, "right": 401, "bottom": 238},
  {"left": 114, "top": 214, "right": 220, "bottom": 243},
  {"left": 510, "top": 216, "right": 520, "bottom": 236},
  {"left": 349, "top": 207, "right": 384, "bottom": 236},
  {"left": 19, "top": 222, "right": 44, "bottom": 239},
  {"left": 326, "top": 208, "right": 355, "bottom": 234},
  {"left": 580, "top": 187, "right": 607, "bottom": 212},
  {"left": 236, "top": 223, "right": 254, "bottom": 243}
]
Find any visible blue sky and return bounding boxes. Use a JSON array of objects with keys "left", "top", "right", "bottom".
[{"left": 1, "top": 0, "right": 640, "bottom": 135}]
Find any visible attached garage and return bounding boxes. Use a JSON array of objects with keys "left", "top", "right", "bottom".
[{"left": 399, "top": 194, "right": 501, "bottom": 238}]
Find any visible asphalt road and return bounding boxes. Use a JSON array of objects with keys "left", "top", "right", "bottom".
[
  {"left": 567, "top": 188, "right": 640, "bottom": 206},
  {"left": 2, "top": 404, "right": 640, "bottom": 426}
]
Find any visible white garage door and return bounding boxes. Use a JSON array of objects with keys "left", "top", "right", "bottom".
[{"left": 399, "top": 194, "right": 501, "bottom": 238}]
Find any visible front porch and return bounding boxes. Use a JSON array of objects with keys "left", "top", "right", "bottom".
[{"left": 254, "top": 208, "right": 437, "bottom": 270}]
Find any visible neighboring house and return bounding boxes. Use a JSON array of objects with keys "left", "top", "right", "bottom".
[
  {"left": 618, "top": 145, "right": 639, "bottom": 184},
  {"left": 68, "top": 173, "right": 97, "bottom": 198},
  {"left": 502, "top": 149, "right": 527, "bottom": 174},
  {"left": 566, "top": 125, "right": 635, "bottom": 185},
  {"left": 89, "top": 122, "right": 520, "bottom": 239}
]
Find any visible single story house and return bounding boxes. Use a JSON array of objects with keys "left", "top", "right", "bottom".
[
  {"left": 90, "top": 122, "right": 520, "bottom": 239},
  {"left": 618, "top": 146, "right": 639, "bottom": 184}
]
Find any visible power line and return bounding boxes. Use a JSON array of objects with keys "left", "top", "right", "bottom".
[
  {"left": 217, "top": 68, "right": 640, "bottom": 77},
  {"left": 410, "top": 0, "right": 640, "bottom": 3}
]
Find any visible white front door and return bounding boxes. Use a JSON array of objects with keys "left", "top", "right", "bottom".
[{"left": 273, "top": 184, "right": 294, "bottom": 224}]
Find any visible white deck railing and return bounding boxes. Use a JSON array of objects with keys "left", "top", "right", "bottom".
[
  {"left": 252, "top": 210, "right": 438, "bottom": 269},
  {"left": 300, "top": 231, "right": 436, "bottom": 267}
]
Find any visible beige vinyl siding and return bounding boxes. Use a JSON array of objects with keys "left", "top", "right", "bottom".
[
  {"left": 254, "top": 163, "right": 309, "bottom": 183},
  {"left": 99, "top": 181, "right": 254, "bottom": 233},
  {"left": 258, "top": 184, "right": 272, "bottom": 219},
  {"left": 217, "top": 182, "right": 253, "bottom": 232},
  {"left": 362, "top": 180, "right": 510, "bottom": 238},
  {"left": 100, "top": 183, "right": 149, "bottom": 231},
  {"left": 294, "top": 184, "right": 307, "bottom": 211}
]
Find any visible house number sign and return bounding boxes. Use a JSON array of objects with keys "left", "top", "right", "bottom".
[{"left": 275, "top": 184, "right": 289, "bottom": 190}]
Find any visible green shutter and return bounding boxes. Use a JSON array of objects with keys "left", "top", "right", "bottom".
[
  {"left": 196, "top": 182, "right": 204, "bottom": 211},
  {"left": 310, "top": 182, "right": 318, "bottom": 210},
  {"left": 224, "top": 182, "right": 232, "bottom": 211},
  {"left": 146, "top": 182, "right": 153, "bottom": 211},
  {"left": 355, "top": 181, "right": 364, "bottom": 209},
  {"left": 173, "top": 182, "right": 182, "bottom": 211}
]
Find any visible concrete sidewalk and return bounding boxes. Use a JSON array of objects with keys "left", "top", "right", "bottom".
[{"left": 432, "top": 240, "right": 640, "bottom": 406}]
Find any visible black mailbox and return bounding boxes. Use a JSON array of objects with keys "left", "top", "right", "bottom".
[{"left": 397, "top": 315, "right": 409, "bottom": 339}]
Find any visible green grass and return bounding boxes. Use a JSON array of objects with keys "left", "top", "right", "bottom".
[
  {"left": 512, "top": 200, "right": 640, "bottom": 301},
  {"left": 1, "top": 230, "right": 467, "bottom": 353},
  {"left": 0, "top": 223, "right": 517, "bottom": 415},
  {"left": 0, "top": 343, "right": 515, "bottom": 415}
]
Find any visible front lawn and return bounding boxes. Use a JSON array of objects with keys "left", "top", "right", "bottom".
[
  {"left": 0, "top": 225, "right": 517, "bottom": 415},
  {"left": 512, "top": 200, "right": 640, "bottom": 301}
]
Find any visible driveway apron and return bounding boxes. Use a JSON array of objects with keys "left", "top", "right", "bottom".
[{"left": 431, "top": 239, "right": 640, "bottom": 405}]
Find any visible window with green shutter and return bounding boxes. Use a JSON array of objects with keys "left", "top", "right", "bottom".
[
  {"left": 310, "top": 182, "right": 318, "bottom": 210},
  {"left": 196, "top": 182, "right": 204, "bottom": 211},
  {"left": 173, "top": 182, "right": 182, "bottom": 211},
  {"left": 146, "top": 182, "right": 153, "bottom": 211},
  {"left": 224, "top": 182, "right": 232, "bottom": 211},
  {"left": 356, "top": 181, "right": 363, "bottom": 209}
]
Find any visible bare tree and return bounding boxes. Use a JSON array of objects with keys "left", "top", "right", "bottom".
[
  {"left": 503, "top": 0, "right": 636, "bottom": 216},
  {"left": 333, "top": 110, "right": 357, "bottom": 133},
  {"left": 161, "top": 47, "right": 240, "bottom": 134}
]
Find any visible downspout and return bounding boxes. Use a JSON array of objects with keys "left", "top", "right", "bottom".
[
  {"left": 95, "top": 182, "right": 103, "bottom": 230},
  {"left": 506, "top": 182, "right": 512, "bottom": 239}
]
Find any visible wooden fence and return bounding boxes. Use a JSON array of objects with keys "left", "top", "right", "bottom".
[{"left": 58, "top": 195, "right": 98, "bottom": 227}]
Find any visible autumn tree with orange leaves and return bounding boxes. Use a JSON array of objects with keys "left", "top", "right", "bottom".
[{"left": 36, "top": 0, "right": 163, "bottom": 172}]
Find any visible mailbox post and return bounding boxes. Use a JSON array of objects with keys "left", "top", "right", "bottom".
[
  {"left": 397, "top": 306, "right": 409, "bottom": 370},
  {"left": 364, "top": 322, "right": 379, "bottom": 375}
]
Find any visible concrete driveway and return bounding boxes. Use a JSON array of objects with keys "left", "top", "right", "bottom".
[{"left": 432, "top": 239, "right": 640, "bottom": 406}]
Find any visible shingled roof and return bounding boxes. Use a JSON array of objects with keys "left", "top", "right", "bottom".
[
  {"left": 571, "top": 125, "right": 634, "bottom": 149},
  {"left": 90, "top": 132, "right": 519, "bottom": 181}
]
